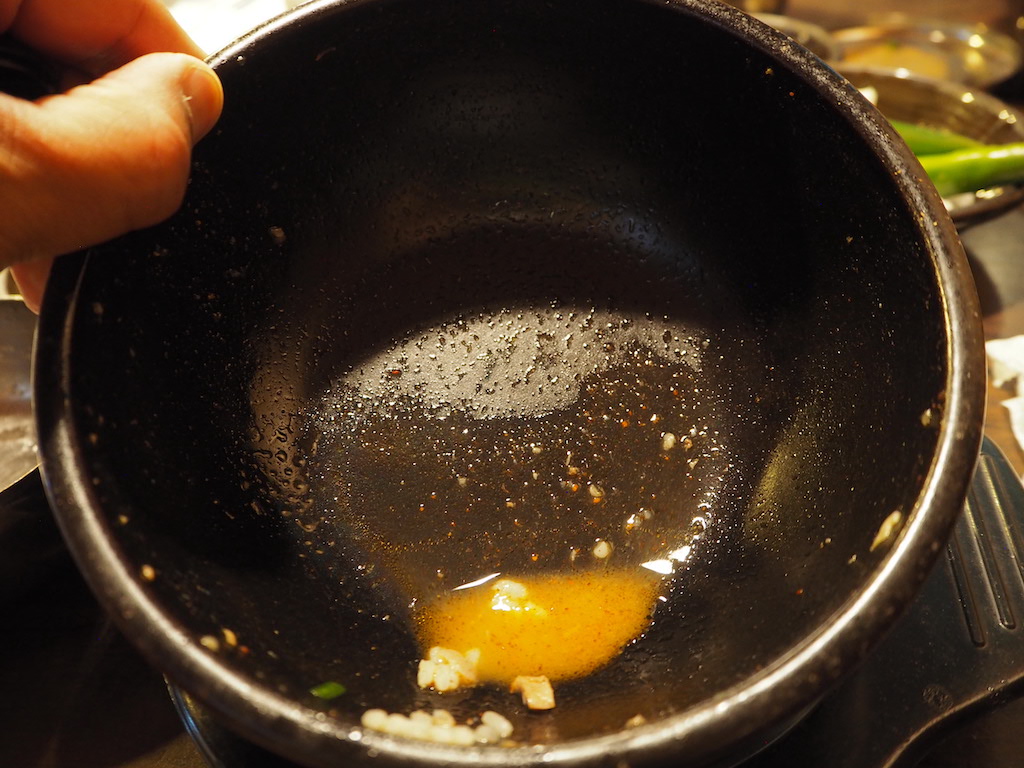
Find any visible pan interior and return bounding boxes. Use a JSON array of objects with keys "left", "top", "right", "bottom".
[
  {"left": 290, "top": 228, "right": 764, "bottom": 738},
  {"left": 56, "top": 0, "right": 952, "bottom": 754}
]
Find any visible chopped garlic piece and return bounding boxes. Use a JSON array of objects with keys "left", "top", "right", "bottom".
[
  {"left": 481, "top": 710, "right": 514, "bottom": 738},
  {"left": 417, "top": 646, "right": 480, "bottom": 692},
  {"left": 870, "top": 510, "right": 904, "bottom": 551},
  {"left": 361, "top": 708, "right": 389, "bottom": 731},
  {"left": 409, "top": 710, "right": 433, "bottom": 727},
  {"left": 361, "top": 707, "right": 514, "bottom": 744},
  {"left": 449, "top": 725, "right": 475, "bottom": 745},
  {"left": 511, "top": 675, "right": 556, "bottom": 710},
  {"left": 491, "top": 579, "right": 547, "bottom": 616},
  {"left": 432, "top": 709, "right": 456, "bottom": 727},
  {"left": 475, "top": 723, "right": 499, "bottom": 743},
  {"left": 625, "top": 713, "right": 647, "bottom": 728}
]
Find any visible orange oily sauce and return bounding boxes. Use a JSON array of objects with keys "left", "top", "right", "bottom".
[{"left": 417, "top": 570, "right": 662, "bottom": 684}]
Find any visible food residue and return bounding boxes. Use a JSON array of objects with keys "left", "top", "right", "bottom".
[
  {"left": 417, "top": 647, "right": 479, "bottom": 692},
  {"left": 415, "top": 571, "right": 661, "bottom": 705},
  {"left": 510, "top": 675, "right": 555, "bottom": 710},
  {"left": 870, "top": 510, "right": 904, "bottom": 551},
  {"left": 361, "top": 707, "right": 513, "bottom": 745},
  {"left": 310, "top": 681, "right": 347, "bottom": 700}
]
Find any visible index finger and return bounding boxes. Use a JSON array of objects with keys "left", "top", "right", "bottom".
[{"left": 1, "top": 0, "right": 205, "bottom": 75}]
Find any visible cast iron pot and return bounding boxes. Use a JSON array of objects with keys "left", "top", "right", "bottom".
[{"left": 34, "top": 0, "right": 985, "bottom": 766}]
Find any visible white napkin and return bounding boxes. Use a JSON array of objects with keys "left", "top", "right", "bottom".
[{"left": 986, "top": 336, "right": 1024, "bottom": 454}]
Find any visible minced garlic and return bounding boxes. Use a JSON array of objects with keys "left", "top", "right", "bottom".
[
  {"left": 417, "top": 646, "right": 480, "bottom": 692},
  {"left": 511, "top": 675, "right": 555, "bottom": 710},
  {"left": 360, "top": 707, "right": 513, "bottom": 745}
]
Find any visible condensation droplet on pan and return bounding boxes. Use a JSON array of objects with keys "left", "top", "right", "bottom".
[
  {"left": 330, "top": 308, "right": 704, "bottom": 420},
  {"left": 302, "top": 300, "right": 737, "bottom": 623}
]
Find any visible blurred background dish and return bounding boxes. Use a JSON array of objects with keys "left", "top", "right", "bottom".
[
  {"left": 721, "top": 0, "right": 788, "bottom": 14},
  {"left": 0, "top": 291, "right": 63, "bottom": 603},
  {"left": 754, "top": 13, "right": 840, "bottom": 61},
  {"left": 840, "top": 65, "right": 1024, "bottom": 227},
  {"left": 0, "top": 293, "right": 37, "bottom": 491},
  {"left": 834, "top": 18, "right": 1023, "bottom": 88}
]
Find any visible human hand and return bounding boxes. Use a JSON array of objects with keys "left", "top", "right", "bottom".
[{"left": 2, "top": 0, "right": 224, "bottom": 312}]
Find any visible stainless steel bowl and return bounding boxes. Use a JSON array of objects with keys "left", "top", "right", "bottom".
[
  {"left": 754, "top": 13, "right": 840, "bottom": 62},
  {"left": 835, "top": 19, "right": 1023, "bottom": 89},
  {"left": 840, "top": 65, "right": 1024, "bottom": 227}
]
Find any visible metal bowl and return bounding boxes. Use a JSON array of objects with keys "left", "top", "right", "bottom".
[
  {"left": 0, "top": 294, "right": 37, "bottom": 490},
  {"left": 834, "top": 19, "right": 1023, "bottom": 89},
  {"left": 0, "top": 293, "right": 59, "bottom": 601},
  {"left": 840, "top": 65, "right": 1024, "bottom": 227},
  {"left": 754, "top": 13, "right": 840, "bottom": 62}
]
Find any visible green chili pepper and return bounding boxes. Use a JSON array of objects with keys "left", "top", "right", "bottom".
[
  {"left": 889, "top": 120, "right": 982, "bottom": 156},
  {"left": 917, "top": 142, "right": 1024, "bottom": 197},
  {"left": 309, "top": 681, "right": 347, "bottom": 700}
]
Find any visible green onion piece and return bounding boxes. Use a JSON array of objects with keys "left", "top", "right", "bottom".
[
  {"left": 890, "top": 120, "right": 983, "bottom": 156},
  {"left": 918, "top": 142, "right": 1024, "bottom": 197},
  {"left": 310, "top": 681, "right": 347, "bottom": 700}
]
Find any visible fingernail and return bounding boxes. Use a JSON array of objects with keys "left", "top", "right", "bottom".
[{"left": 182, "top": 62, "right": 224, "bottom": 143}]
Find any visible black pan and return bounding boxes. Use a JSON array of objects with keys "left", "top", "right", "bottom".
[{"left": 33, "top": 0, "right": 985, "bottom": 766}]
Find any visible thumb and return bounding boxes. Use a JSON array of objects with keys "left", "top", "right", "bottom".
[{"left": 5, "top": 51, "right": 222, "bottom": 309}]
